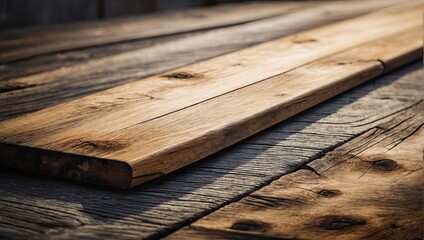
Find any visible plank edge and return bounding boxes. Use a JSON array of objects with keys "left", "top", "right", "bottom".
[{"left": 0, "top": 143, "right": 132, "bottom": 189}]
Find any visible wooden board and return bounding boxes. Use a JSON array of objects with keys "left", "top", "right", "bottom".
[
  {"left": 0, "top": 0, "right": 409, "bottom": 120},
  {"left": 169, "top": 103, "right": 424, "bottom": 240},
  {"left": 0, "top": 63, "right": 421, "bottom": 239},
  {"left": 0, "top": 2, "right": 307, "bottom": 63},
  {"left": 0, "top": 4, "right": 422, "bottom": 188}
]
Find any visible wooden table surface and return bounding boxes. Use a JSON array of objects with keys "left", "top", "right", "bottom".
[{"left": 0, "top": 1, "right": 422, "bottom": 239}]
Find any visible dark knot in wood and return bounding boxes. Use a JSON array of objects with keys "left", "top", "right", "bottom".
[
  {"left": 371, "top": 159, "right": 398, "bottom": 171},
  {"left": 163, "top": 72, "right": 196, "bottom": 79},
  {"left": 230, "top": 220, "right": 267, "bottom": 232},
  {"left": 317, "top": 189, "right": 342, "bottom": 197},
  {"left": 316, "top": 215, "right": 366, "bottom": 230}
]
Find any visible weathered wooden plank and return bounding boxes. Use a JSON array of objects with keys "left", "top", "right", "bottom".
[
  {"left": 0, "top": 63, "right": 421, "bottom": 239},
  {"left": 0, "top": 0, "right": 410, "bottom": 119},
  {"left": 169, "top": 103, "right": 424, "bottom": 240},
  {"left": 0, "top": 5, "right": 421, "bottom": 188},
  {"left": 0, "top": 1, "right": 306, "bottom": 63}
]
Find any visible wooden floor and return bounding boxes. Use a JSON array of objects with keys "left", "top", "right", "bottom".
[{"left": 0, "top": 0, "right": 422, "bottom": 239}]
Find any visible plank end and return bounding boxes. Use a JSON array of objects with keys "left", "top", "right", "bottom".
[{"left": 0, "top": 143, "right": 132, "bottom": 189}]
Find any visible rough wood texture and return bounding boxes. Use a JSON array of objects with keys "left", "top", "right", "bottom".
[
  {"left": 0, "top": 0, "right": 409, "bottom": 119},
  {"left": 0, "top": 5, "right": 421, "bottom": 188},
  {"left": 0, "top": 63, "right": 422, "bottom": 239},
  {"left": 0, "top": 2, "right": 306, "bottom": 63},
  {"left": 170, "top": 103, "right": 424, "bottom": 240}
]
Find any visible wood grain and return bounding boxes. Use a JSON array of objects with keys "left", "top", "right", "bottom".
[
  {"left": 0, "top": 5, "right": 421, "bottom": 188},
  {"left": 0, "top": 2, "right": 306, "bottom": 63},
  {"left": 0, "top": 0, "right": 410, "bottom": 120},
  {"left": 0, "top": 63, "right": 421, "bottom": 239},
  {"left": 170, "top": 103, "right": 424, "bottom": 240}
]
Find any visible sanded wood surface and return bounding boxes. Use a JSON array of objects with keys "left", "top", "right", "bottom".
[
  {"left": 0, "top": 2, "right": 307, "bottom": 63},
  {"left": 0, "top": 63, "right": 422, "bottom": 239},
  {"left": 170, "top": 103, "right": 424, "bottom": 240},
  {"left": 0, "top": 0, "right": 408, "bottom": 120},
  {"left": 0, "top": 4, "right": 421, "bottom": 188}
]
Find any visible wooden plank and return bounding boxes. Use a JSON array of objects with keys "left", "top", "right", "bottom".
[
  {"left": 169, "top": 103, "right": 424, "bottom": 240},
  {"left": 0, "top": 1, "right": 306, "bottom": 63},
  {"left": 0, "top": 0, "right": 409, "bottom": 120},
  {"left": 0, "top": 63, "right": 421, "bottom": 239},
  {"left": 0, "top": 6, "right": 421, "bottom": 188}
]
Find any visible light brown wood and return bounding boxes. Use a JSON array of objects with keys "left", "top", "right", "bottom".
[
  {"left": 0, "top": 2, "right": 307, "bottom": 63},
  {"left": 169, "top": 102, "right": 424, "bottom": 240},
  {"left": 0, "top": 5, "right": 421, "bottom": 188}
]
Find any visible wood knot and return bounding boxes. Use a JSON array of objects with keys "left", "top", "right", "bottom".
[
  {"left": 292, "top": 37, "right": 318, "bottom": 44},
  {"left": 77, "top": 140, "right": 126, "bottom": 151},
  {"left": 315, "top": 215, "right": 366, "bottom": 230},
  {"left": 371, "top": 159, "right": 399, "bottom": 171},
  {"left": 336, "top": 61, "right": 353, "bottom": 65},
  {"left": 162, "top": 71, "right": 196, "bottom": 79},
  {"left": 317, "top": 189, "right": 341, "bottom": 197},
  {"left": 230, "top": 220, "right": 268, "bottom": 232}
]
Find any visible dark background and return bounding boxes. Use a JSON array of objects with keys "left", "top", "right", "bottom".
[{"left": 0, "top": 0, "right": 248, "bottom": 30}]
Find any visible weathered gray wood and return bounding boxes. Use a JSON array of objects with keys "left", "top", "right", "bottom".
[
  {"left": 0, "top": 1, "right": 306, "bottom": 63},
  {"left": 169, "top": 102, "right": 424, "bottom": 239},
  {"left": 0, "top": 0, "right": 408, "bottom": 121},
  {"left": 0, "top": 63, "right": 421, "bottom": 239},
  {"left": 0, "top": 33, "right": 183, "bottom": 81}
]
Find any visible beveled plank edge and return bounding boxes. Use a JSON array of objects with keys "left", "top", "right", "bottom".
[{"left": 0, "top": 143, "right": 132, "bottom": 189}]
